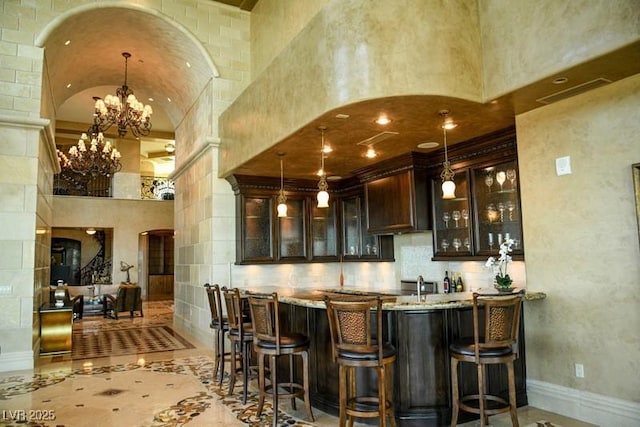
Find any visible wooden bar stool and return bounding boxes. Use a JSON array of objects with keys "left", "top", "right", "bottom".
[
  {"left": 449, "top": 291, "right": 524, "bottom": 426},
  {"left": 204, "top": 283, "right": 229, "bottom": 386},
  {"left": 247, "top": 292, "right": 314, "bottom": 427},
  {"left": 325, "top": 295, "right": 396, "bottom": 427},
  {"left": 222, "top": 287, "right": 254, "bottom": 404}
]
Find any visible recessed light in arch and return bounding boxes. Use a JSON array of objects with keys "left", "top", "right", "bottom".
[
  {"left": 186, "top": 62, "right": 191, "bottom": 68},
  {"left": 148, "top": 98, "right": 154, "bottom": 102},
  {"left": 552, "top": 76, "right": 569, "bottom": 84},
  {"left": 66, "top": 83, "right": 71, "bottom": 88},
  {"left": 375, "top": 115, "right": 391, "bottom": 126},
  {"left": 167, "top": 97, "right": 172, "bottom": 102},
  {"left": 64, "top": 40, "right": 71, "bottom": 46}
]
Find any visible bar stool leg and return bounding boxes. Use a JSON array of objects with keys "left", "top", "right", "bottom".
[
  {"left": 478, "top": 364, "right": 487, "bottom": 427},
  {"left": 378, "top": 365, "right": 386, "bottom": 426},
  {"left": 508, "top": 362, "right": 519, "bottom": 427},
  {"left": 450, "top": 358, "right": 460, "bottom": 427},
  {"left": 338, "top": 364, "right": 347, "bottom": 427},
  {"left": 348, "top": 366, "right": 356, "bottom": 427},
  {"left": 271, "top": 355, "right": 278, "bottom": 427},
  {"left": 242, "top": 341, "right": 250, "bottom": 404},
  {"left": 228, "top": 339, "right": 238, "bottom": 396},
  {"left": 218, "top": 330, "right": 226, "bottom": 386},
  {"left": 289, "top": 354, "right": 296, "bottom": 410},
  {"left": 257, "top": 353, "right": 266, "bottom": 416},
  {"left": 302, "top": 351, "right": 314, "bottom": 422}
]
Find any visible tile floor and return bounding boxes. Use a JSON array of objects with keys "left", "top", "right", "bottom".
[{"left": 0, "top": 301, "right": 596, "bottom": 427}]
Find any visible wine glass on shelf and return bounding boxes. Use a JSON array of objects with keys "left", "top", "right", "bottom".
[
  {"left": 506, "top": 201, "right": 516, "bottom": 221},
  {"left": 484, "top": 173, "right": 494, "bottom": 193},
  {"left": 496, "top": 171, "right": 506, "bottom": 191},
  {"left": 463, "top": 237, "right": 470, "bottom": 251},
  {"left": 452, "top": 238, "right": 461, "bottom": 252},
  {"left": 443, "top": 211, "right": 450, "bottom": 229},
  {"left": 461, "top": 209, "right": 469, "bottom": 227},
  {"left": 441, "top": 238, "right": 450, "bottom": 252},
  {"left": 451, "top": 210, "right": 461, "bottom": 228},
  {"left": 506, "top": 168, "right": 517, "bottom": 189},
  {"left": 497, "top": 202, "right": 505, "bottom": 222},
  {"left": 488, "top": 232, "right": 494, "bottom": 250}
]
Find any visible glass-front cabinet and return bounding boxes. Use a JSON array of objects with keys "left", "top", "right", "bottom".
[
  {"left": 342, "top": 195, "right": 379, "bottom": 259},
  {"left": 241, "top": 196, "right": 273, "bottom": 262},
  {"left": 311, "top": 203, "right": 338, "bottom": 260},
  {"left": 278, "top": 197, "right": 307, "bottom": 260},
  {"left": 472, "top": 159, "right": 524, "bottom": 257},
  {"left": 431, "top": 155, "right": 524, "bottom": 260},
  {"left": 432, "top": 170, "right": 472, "bottom": 257}
]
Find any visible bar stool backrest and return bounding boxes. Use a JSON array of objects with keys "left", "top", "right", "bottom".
[
  {"left": 248, "top": 292, "right": 281, "bottom": 352},
  {"left": 205, "top": 283, "right": 225, "bottom": 327},
  {"left": 223, "top": 287, "right": 246, "bottom": 335},
  {"left": 325, "top": 296, "right": 384, "bottom": 364},
  {"left": 472, "top": 291, "right": 524, "bottom": 360}
]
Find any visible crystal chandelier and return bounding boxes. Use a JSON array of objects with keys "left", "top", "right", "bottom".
[
  {"left": 57, "top": 124, "right": 122, "bottom": 177},
  {"left": 93, "top": 52, "right": 153, "bottom": 138}
]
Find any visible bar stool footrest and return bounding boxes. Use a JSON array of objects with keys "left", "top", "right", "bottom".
[
  {"left": 460, "top": 393, "right": 512, "bottom": 416},
  {"left": 264, "top": 382, "right": 305, "bottom": 400}
]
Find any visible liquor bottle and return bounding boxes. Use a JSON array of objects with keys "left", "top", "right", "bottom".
[
  {"left": 450, "top": 272, "right": 456, "bottom": 293},
  {"left": 443, "top": 271, "right": 450, "bottom": 294},
  {"left": 456, "top": 274, "right": 463, "bottom": 292}
]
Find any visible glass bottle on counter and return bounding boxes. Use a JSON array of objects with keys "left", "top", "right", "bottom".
[
  {"left": 456, "top": 275, "right": 463, "bottom": 292},
  {"left": 443, "top": 271, "right": 450, "bottom": 294}
]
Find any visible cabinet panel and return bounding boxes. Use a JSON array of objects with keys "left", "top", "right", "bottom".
[
  {"left": 472, "top": 159, "right": 524, "bottom": 257},
  {"left": 311, "top": 203, "right": 338, "bottom": 260},
  {"left": 278, "top": 198, "right": 307, "bottom": 260},
  {"left": 241, "top": 196, "right": 274, "bottom": 262},
  {"left": 365, "top": 169, "right": 430, "bottom": 234},
  {"left": 432, "top": 170, "right": 472, "bottom": 257}
]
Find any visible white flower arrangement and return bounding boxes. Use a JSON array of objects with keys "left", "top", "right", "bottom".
[{"left": 485, "top": 238, "right": 514, "bottom": 290}]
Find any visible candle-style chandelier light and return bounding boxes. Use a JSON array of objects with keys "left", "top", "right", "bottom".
[
  {"left": 57, "top": 123, "right": 122, "bottom": 178},
  {"left": 92, "top": 52, "right": 153, "bottom": 138}
]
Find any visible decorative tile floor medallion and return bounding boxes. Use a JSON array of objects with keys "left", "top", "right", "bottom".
[{"left": 0, "top": 356, "right": 312, "bottom": 427}]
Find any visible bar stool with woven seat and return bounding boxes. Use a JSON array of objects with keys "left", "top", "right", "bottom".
[
  {"left": 324, "top": 295, "right": 397, "bottom": 427},
  {"left": 247, "top": 292, "right": 314, "bottom": 427},
  {"left": 449, "top": 291, "right": 524, "bottom": 427},
  {"left": 222, "top": 286, "right": 254, "bottom": 404},
  {"left": 204, "top": 283, "right": 229, "bottom": 386}
]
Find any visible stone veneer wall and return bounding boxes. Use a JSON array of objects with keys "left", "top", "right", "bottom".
[{"left": 0, "top": 0, "right": 250, "bottom": 370}]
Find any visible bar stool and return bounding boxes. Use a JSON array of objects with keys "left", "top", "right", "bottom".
[
  {"left": 449, "top": 291, "right": 524, "bottom": 427},
  {"left": 204, "top": 283, "right": 229, "bottom": 386},
  {"left": 324, "top": 295, "right": 396, "bottom": 427},
  {"left": 222, "top": 287, "right": 254, "bottom": 404},
  {"left": 247, "top": 292, "right": 314, "bottom": 427}
]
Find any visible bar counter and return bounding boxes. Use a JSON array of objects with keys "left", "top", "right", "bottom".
[{"left": 243, "top": 286, "right": 545, "bottom": 426}]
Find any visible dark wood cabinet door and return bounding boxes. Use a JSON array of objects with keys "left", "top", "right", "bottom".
[
  {"left": 240, "top": 196, "right": 274, "bottom": 262},
  {"left": 277, "top": 197, "right": 307, "bottom": 261}
]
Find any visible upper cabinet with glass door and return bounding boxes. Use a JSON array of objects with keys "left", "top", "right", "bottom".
[
  {"left": 431, "top": 170, "right": 472, "bottom": 258},
  {"left": 472, "top": 159, "right": 523, "bottom": 257}
]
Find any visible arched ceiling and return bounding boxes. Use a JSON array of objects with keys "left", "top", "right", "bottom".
[{"left": 41, "top": 5, "right": 217, "bottom": 133}]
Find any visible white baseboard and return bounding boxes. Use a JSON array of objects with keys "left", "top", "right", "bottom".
[
  {"left": 527, "top": 379, "right": 640, "bottom": 427},
  {"left": 0, "top": 351, "right": 34, "bottom": 372}
]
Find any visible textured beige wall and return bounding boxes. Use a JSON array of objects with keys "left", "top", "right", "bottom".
[
  {"left": 220, "top": 0, "right": 483, "bottom": 176},
  {"left": 517, "top": 74, "right": 640, "bottom": 401},
  {"left": 479, "top": 0, "right": 640, "bottom": 99},
  {"left": 250, "top": 0, "right": 330, "bottom": 78}
]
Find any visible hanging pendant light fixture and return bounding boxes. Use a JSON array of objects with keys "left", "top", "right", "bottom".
[
  {"left": 93, "top": 52, "right": 153, "bottom": 138},
  {"left": 316, "top": 127, "right": 329, "bottom": 208},
  {"left": 439, "top": 110, "right": 457, "bottom": 199},
  {"left": 277, "top": 153, "right": 288, "bottom": 217}
]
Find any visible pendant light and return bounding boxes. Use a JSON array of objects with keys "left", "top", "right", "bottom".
[
  {"left": 439, "top": 110, "right": 457, "bottom": 199},
  {"left": 316, "top": 127, "right": 329, "bottom": 208},
  {"left": 277, "top": 153, "right": 288, "bottom": 217}
]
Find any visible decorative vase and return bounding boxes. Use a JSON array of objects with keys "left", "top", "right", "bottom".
[
  {"left": 495, "top": 275, "right": 513, "bottom": 292},
  {"left": 54, "top": 287, "right": 66, "bottom": 307}
]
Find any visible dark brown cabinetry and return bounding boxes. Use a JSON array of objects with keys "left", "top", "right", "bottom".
[
  {"left": 280, "top": 301, "right": 527, "bottom": 426},
  {"left": 229, "top": 175, "right": 393, "bottom": 264},
  {"left": 431, "top": 128, "right": 524, "bottom": 260}
]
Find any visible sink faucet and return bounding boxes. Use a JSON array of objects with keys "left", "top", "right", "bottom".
[{"left": 417, "top": 275, "right": 424, "bottom": 300}]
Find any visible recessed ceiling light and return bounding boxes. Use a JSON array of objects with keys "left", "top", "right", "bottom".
[
  {"left": 552, "top": 76, "right": 569, "bottom": 84},
  {"left": 186, "top": 62, "right": 191, "bottom": 68},
  {"left": 375, "top": 116, "right": 391, "bottom": 125},
  {"left": 148, "top": 97, "right": 154, "bottom": 102},
  {"left": 417, "top": 142, "right": 439, "bottom": 149},
  {"left": 327, "top": 175, "right": 342, "bottom": 181},
  {"left": 64, "top": 40, "right": 71, "bottom": 46},
  {"left": 66, "top": 83, "right": 71, "bottom": 88},
  {"left": 365, "top": 147, "right": 377, "bottom": 158},
  {"left": 335, "top": 114, "right": 349, "bottom": 119},
  {"left": 322, "top": 145, "right": 333, "bottom": 154},
  {"left": 167, "top": 97, "right": 172, "bottom": 102}
]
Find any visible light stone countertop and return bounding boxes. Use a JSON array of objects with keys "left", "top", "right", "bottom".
[{"left": 241, "top": 286, "right": 546, "bottom": 311}]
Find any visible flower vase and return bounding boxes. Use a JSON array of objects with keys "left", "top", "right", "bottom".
[{"left": 495, "top": 275, "right": 513, "bottom": 293}]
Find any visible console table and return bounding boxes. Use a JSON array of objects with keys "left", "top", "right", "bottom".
[{"left": 39, "top": 303, "right": 73, "bottom": 355}]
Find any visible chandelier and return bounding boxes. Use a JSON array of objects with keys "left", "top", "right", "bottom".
[
  {"left": 93, "top": 52, "right": 153, "bottom": 138},
  {"left": 57, "top": 124, "right": 122, "bottom": 177},
  {"left": 316, "top": 127, "right": 329, "bottom": 208},
  {"left": 439, "top": 110, "right": 457, "bottom": 199}
]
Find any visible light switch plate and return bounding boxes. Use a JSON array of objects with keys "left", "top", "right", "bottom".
[{"left": 556, "top": 156, "right": 572, "bottom": 176}]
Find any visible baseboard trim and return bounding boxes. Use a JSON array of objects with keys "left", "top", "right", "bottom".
[
  {"left": 527, "top": 379, "right": 640, "bottom": 427},
  {"left": 0, "top": 351, "right": 34, "bottom": 372}
]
